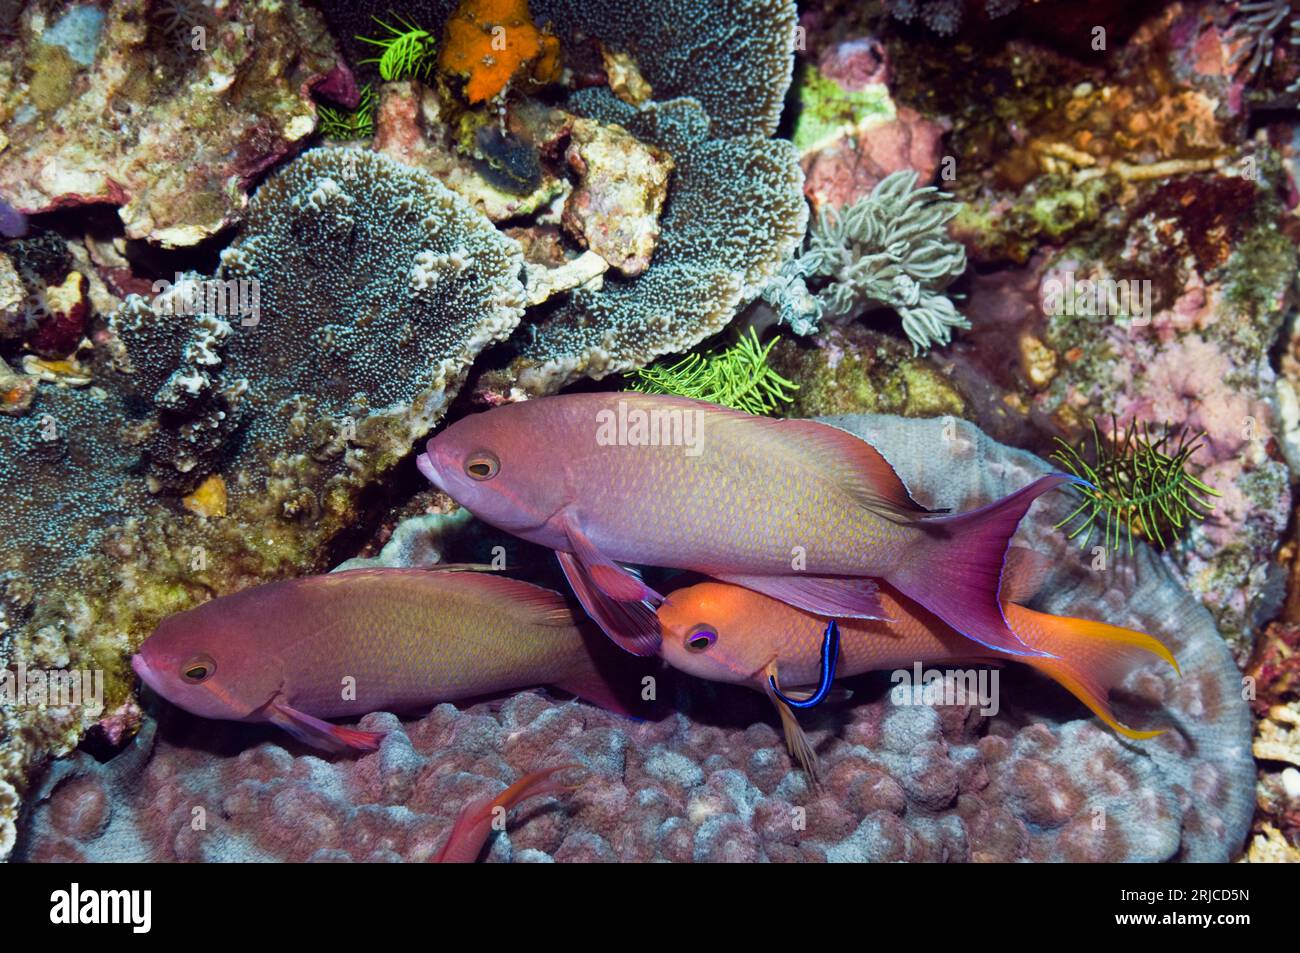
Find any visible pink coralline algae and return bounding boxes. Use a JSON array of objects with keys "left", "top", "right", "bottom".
[
  {"left": 802, "top": 105, "right": 949, "bottom": 214},
  {"left": 17, "top": 416, "right": 1254, "bottom": 863},
  {"left": 795, "top": 38, "right": 949, "bottom": 213}
]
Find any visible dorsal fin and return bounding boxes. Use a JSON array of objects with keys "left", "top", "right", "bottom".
[
  {"left": 606, "top": 393, "right": 937, "bottom": 523},
  {"left": 765, "top": 417, "right": 937, "bottom": 522}
]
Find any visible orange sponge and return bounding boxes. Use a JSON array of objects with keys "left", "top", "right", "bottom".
[{"left": 440, "top": 0, "right": 562, "bottom": 104}]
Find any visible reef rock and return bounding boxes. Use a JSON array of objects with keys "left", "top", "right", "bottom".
[{"left": 0, "top": 0, "right": 341, "bottom": 247}]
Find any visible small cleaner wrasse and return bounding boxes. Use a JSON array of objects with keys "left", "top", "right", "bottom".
[{"left": 657, "top": 561, "right": 1178, "bottom": 778}]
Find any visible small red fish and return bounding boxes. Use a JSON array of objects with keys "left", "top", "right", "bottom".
[
  {"left": 433, "top": 764, "right": 581, "bottom": 863},
  {"left": 133, "top": 567, "right": 645, "bottom": 751}
]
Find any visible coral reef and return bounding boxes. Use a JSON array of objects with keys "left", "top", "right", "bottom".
[
  {"left": 793, "top": 37, "right": 948, "bottom": 215},
  {"left": 319, "top": 0, "right": 800, "bottom": 137},
  {"left": 14, "top": 415, "right": 1254, "bottom": 862},
  {"left": 0, "top": 0, "right": 342, "bottom": 247},
  {"left": 0, "top": 148, "right": 526, "bottom": 855},
  {"left": 322, "top": 0, "right": 807, "bottom": 394},
  {"left": 507, "top": 94, "right": 807, "bottom": 392},
  {"left": 2, "top": 0, "right": 1293, "bottom": 866}
]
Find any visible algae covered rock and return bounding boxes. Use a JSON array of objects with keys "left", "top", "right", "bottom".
[{"left": 0, "top": 0, "right": 343, "bottom": 247}]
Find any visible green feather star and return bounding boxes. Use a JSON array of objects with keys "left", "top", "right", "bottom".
[
  {"left": 630, "top": 327, "right": 798, "bottom": 416},
  {"left": 1051, "top": 417, "right": 1221, "bottom": 556}
]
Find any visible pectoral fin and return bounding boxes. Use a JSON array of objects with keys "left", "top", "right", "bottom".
[
  {"left": 267, "top": 700, "right": 386, "bottom": 752},
  {"left": 556, "top": 551, "right": 662, "bottom": 656},
  {"left": 763, "top": 661, "right": 821, "bottom": 784},
  {"left": 562, "top": 516, "right": 663, "bottom": 603}
]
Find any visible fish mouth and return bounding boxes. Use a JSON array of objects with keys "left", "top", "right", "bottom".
[
  {"left": 416, "top": 446, "right": 445, "bottom": 491},
  {"left": 131, "top": 653, "right": 166, "bottom": 696}
]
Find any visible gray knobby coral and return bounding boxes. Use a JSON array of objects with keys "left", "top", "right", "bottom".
[
  {"left": 765, "top": 170, "right": 970, "bottom": 354},
  {"left": 219, "top": 147, "right": 526, "bottom": 443}
]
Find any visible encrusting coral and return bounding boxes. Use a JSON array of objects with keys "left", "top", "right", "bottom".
[
  {"left": 219, "top": 147, "right": 526, "bottom": 433},
  {"left": 507, "top": 94, "right": 808, "bottom": 392}
]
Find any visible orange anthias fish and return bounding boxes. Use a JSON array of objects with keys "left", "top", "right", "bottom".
[
  {"left": 656, "top": 563, "right": 1179, "bottom": 778},
  {"left": 419, "top": 393, "right": 1081, "bottom": 659},
  {"left": 133, "top": 567, "right": 643, "bottom": 751}
]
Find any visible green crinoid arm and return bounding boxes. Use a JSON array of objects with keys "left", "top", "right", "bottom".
[
  {"left": 1050, "top": 417, "right": 1221, "bottom": 556},
  {"left": 355, "top": 14, "right": 435, "bottom": 82},
  {"left": 630, "top": 327, "right": 798, "bottom": 416},
  {"left": 316, "top": 85, "right": 377, "bottom": 140}
]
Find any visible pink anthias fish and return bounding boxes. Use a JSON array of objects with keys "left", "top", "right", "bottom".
[
  {"left": 133, "top": 567, "right": 644, "bottom": 751},
  {"left": 418, "top": 393, "right": 1082, "bottom": 658}
]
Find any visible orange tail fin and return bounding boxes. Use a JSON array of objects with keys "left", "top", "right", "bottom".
[
  {"left": 432, "top": 764, "right": 580, "bottom": 863},
  {"left": 1004, "top": 604, "right": 1179, "bottom": 740}
]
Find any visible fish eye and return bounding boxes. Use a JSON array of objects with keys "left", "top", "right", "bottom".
[
  {"left": 685, "top": 625, "right": 717, "bottom": 653},
  {"left": 465, "top": 451, "right": 500, "bottom": 481},
  {"left": 182, "top": 654, "right": 216, "bottom": 683}
]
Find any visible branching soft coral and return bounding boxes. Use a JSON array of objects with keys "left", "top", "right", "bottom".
[{"left": 764, "top": 170, "right": 969, "bottom": 354}]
